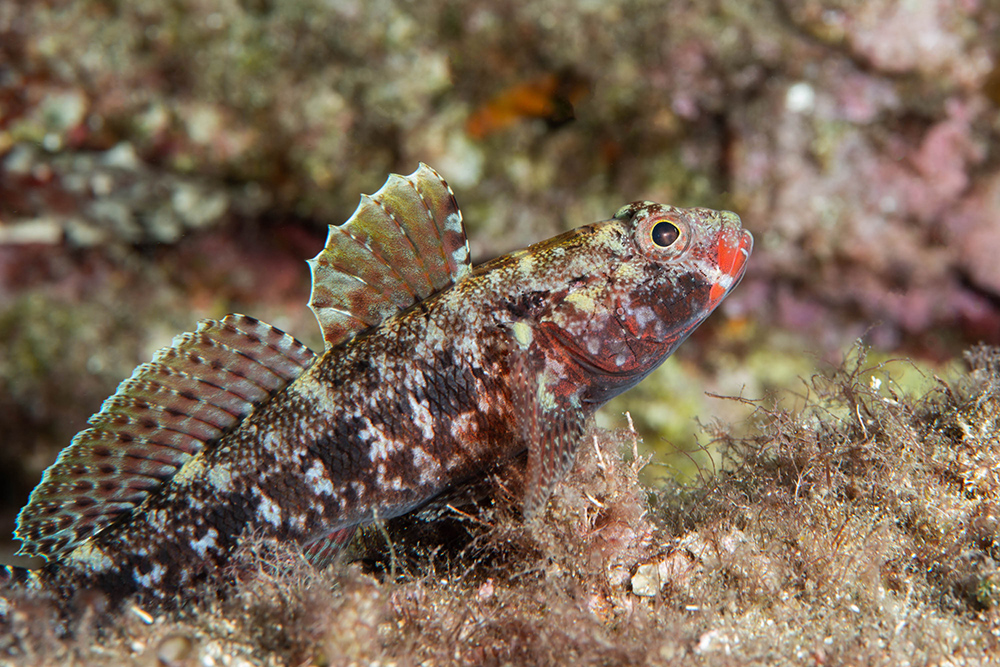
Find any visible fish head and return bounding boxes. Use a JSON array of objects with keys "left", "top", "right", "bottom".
[
  {"left": 607, "top": 200, "right": 752, "bottom": 356},
  {"left": 530, "top": 200, "right": 751, "bottom": 406}
]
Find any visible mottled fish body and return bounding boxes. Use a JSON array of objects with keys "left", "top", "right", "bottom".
[{"left": 7, "top": 164, "right": 751, "bottom": 606}]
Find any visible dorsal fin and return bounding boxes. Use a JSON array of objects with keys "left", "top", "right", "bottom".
[
  {"left": 307, "top": 163, "right": 472, "bottom": 349},
  {"left": 15, "top": 314, "right": 316, "bottom": 561}
]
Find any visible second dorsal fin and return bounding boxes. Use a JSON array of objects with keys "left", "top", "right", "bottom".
[
  {"left": 307, "top": 163, "right": 472, "bottom": 349},
  {"left": 14, "top": 314, "right": 316, "bottom": 561}
]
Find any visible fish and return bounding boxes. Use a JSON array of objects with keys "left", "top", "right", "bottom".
[{"left": 4, "top": 164, "right": 751, "bottom": 608}]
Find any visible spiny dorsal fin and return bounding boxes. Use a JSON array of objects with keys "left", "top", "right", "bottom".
[
  {"left": 15, "top": 314, "right": 316, "bottom": 561},
  {"left": 308, "top": 163, "right": 471, "bottom": 349}
]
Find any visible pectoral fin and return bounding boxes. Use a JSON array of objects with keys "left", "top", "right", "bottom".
[
  {"left": 302, "top": 526, "right": 358, "bottom": 569},
  {"left": 523, "top": 404, "right": 588, "bottom": 519},
  {"left": 510, "top": 347, "right": 589, "bottom": 519}
]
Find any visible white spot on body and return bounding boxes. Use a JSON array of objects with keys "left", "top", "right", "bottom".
[
  {"left": 368, "top": 431, "right": 407, "bottom": 462},
  {"left": 134, "top": 562, "right": 166, "bottom": 589},
  {"left": 190, "top": 528, "right": 219, "bottom": 558},
  {"left": 544, "top": 355, "right": 566, "bottom": 378},
  {"left": 207, "top": 464, "right": 234, "bottom": 493},
  {"left": 411, "top": 446, "right": 443, "bottom": 485},
  {"left": 444, "top": 453, "right": 467, "bottom": 471},
  {"left": 586, "top": 336, "right": 601, "bottom": 356},
  {"left": 408, "top": 394, "right": 435, "bottom": 441},
  {"left": 511, "top": 321, "right": 533, "bottom": 349},
  {"left": 261, "top": 429, "right": 283, "bottom": 454},
  {"left": 476, "top": 390, "right": 493, "bottom": 414},
  {"left": 288, "top": 512, "right": 308, "bottom": 532},
  {"left": 633, "top": 305, "right": 657, "bottom": 329},
  {"left": 517, "top": 253, "right": 535, "bottom": 277},
  {"left": 450, "top": 411, "right": 478, "bottom": 442},
  {"left": 171, "top": 455, "right": 206, "bottom": 486},
  {"left": 289, "top": 374, "right": 333, "bottom": 409},
  {"left": 146, "top": 509, "right": 168, "bottom": 531},
  {"left": 66, "top": 543, "right": 115, "bottom": 573},
  {"left": 305, "top": 460, "right": 335, "bottom": 495},
  {"left": 256, "top": 493, "right": 282, "bottom": 528},
  {"left": 564, "top": 291, "right": 596, "bottom": 311},
  {"left": 449, "top": 321, "right": 483, "bottom": 360}
]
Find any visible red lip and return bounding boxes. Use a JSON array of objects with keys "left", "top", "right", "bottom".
[{"left": 710, "top": 229, "right": 753, "bottom": 303}]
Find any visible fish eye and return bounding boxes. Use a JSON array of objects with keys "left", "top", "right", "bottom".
[{"left": 650, "top": 220, "right": 680, "bottom": 248}]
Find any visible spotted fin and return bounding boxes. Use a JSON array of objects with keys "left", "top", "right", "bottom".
[
  {"left": 522, "top": 405, "right": 588, "bottom": 519},
  {"left": 307, "top": 163, "right": 472, "bottom": 349},
  {"left": 302, "top": 526, "right": 357, "bottom": 569},
  {"left": 15, "top": 314, "right": 316, "bottom": 561},
  {"left": 510, "top": 349, "right": 589, "bottom": 519}
]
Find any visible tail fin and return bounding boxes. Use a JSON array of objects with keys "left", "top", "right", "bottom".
[{"left": 15, "top": 314, "right": 316, "bottom": 562}]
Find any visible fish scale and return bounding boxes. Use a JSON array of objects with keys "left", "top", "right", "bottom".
[{"left": 3, "top": 163, "right": 752, "bottom": 608}]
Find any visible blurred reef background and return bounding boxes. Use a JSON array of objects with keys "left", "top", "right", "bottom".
[{"left": 3, "top": 0, "right": 1000, "bottom": 663}]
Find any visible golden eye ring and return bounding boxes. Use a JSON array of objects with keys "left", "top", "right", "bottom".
[{"left": 650, "top": 220, "right": 680, "bottom": 248}]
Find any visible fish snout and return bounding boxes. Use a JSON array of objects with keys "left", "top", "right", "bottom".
[{"left": 709, "top": 228, "right": 753, "bottom": 303}]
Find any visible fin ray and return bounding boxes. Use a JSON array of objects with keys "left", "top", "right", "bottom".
[
  {"left": 302, "top": 526, "right": 357, "bottom": 569},
  {"left": 308, "top": 164, "right": 471, "bottom": 349},
  {"left": 510, "top": 347, "right": 589, "bottom": 519},
  {"left": 15, "top": 314, "right": 316, "bottom": 561}
]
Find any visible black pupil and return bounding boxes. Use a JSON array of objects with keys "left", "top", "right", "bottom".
[{"left": 650, "top": 221, "right": 680, "bottom": 247}]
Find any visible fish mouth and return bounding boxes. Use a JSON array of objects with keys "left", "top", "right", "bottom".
[{"left": 709, "top": 228, "right": 753, "bottom": 303}]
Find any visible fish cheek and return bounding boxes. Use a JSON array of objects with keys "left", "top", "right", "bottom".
[
  {"left": 540, "top": 278, "right": 640, "bottom": 372},
  {"left": 616, "top": 272, "right": 712, "bottom": 347}
]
